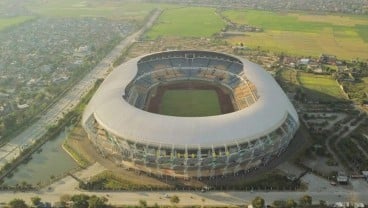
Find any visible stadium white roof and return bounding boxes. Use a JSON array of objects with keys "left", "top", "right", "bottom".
[{"left": 82, "top": 51, "right": 299, "bottom": 148}]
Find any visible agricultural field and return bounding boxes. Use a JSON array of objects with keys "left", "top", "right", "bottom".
[
  {"left": 146, "top": 7, "right": 226, "bottom": 39},
  {"left": 0, "top": 16, "right": 35, "bottom": 31},
  {"left": 160, "top": 90, "right": 221, "bottom": 117},
  {"left": 223, "top": 9, "right": 368, "bottom": 60},
  {"left": 26, "top": 0, "right": 174, "bottom": 21},
  {"left": 298, "top": 72, "right": 346, "bottom": 102}
]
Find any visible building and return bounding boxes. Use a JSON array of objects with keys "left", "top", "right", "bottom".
[
  {"left": 337, "top": 171, "right": 349, "bottom": 184},
  {"left": 362, "top": 171, "right": 368, "bottom": 181},
  {"left": 319, "top": 54, "right": 337, "bottom": 65},
  {"left": 82, "top": 50, "right": 299, "bottom": 178},
  {"left": 299, "top": 58, "right": 310, "bottom": 65}
]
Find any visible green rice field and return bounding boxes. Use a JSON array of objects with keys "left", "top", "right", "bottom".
[
  {"left": 26, "top": 0, "right": 175, "bottom": 21},
  {"left": 0, "top": 16, "right": 35, "bottom": 31},
  {"left": 223, "top": 9, "right": 368, "bottom": 59},
  {"left": 146, "top": 7, "right": 226, "bottom": 39}
]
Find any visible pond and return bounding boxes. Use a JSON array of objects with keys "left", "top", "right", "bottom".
[{"left": 3, "top": 129, "right": 79, "bottom": 186}]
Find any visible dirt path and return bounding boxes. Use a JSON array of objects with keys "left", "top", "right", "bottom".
[
  {"left": 326, "top": 117, "right": 366, "bottom": 173},
  {"left": 351, "top": 138, "right": 368, "bottom": 160}
]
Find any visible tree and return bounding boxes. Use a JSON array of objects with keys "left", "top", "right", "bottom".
[
  {"left": 31, "top": 196, "right": 42, "bottom": 206},
  {"left": 71, "top": 194, "right": 90, "bottom": 208},
  {"left": 4, "top": 114, "right": 16, "bottom": 129},
  {"left": 170, "top": 195, "right": 180, "bottom": 207},
  {"left": 59, "top": 194, "right": 72, "bottom": 207},
  {"left": 285, "top": 199, "right": 297, "bottom": 208},
  {"left": 9, "top": 198, "right": 28, "bottom": 208},
  {"left": 60, "top": 194, "right": 72, "bottom": 203},
  {"left": 252, "top": 196, "right": 265, "bottom": 208},
  {"left": 299, "top": 195, "right": 312, "bottom": 207},
  {"left": 139, "top": 199, "right": 147, "bottom": 208},
  {"left": 319, "top": 200, "right": 327, "bottom": 207},
  {"left": 88, "top": 195, "right": 108, "bottom": 208},
  {"left": 153, "top": 203, "right": 159, "bottom": 208},
  {"left": 272, "top": 200, "right": 286, "bottom": 208}
]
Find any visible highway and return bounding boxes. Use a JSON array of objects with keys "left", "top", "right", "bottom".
[{"left": 0, "top": 9, "right": 162, "bottom": 170}]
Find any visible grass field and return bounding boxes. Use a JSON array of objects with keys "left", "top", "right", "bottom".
[
  {"left": 223, "top": 9, "right": 368, "bottom": 59},
  {"left": 0, "top": 16, "right": 35, "bottom": 31},
  {"left": 86, "top": 170, "right": 170, "bottom": 190},
  {"left": 159, "top": 90, "right": 221, "bottom": 117},
  {"left": 26, "top": 0, "right": 175, "bottom": 21},
  {"left": 298, "top": 72, "right": 345, "bottom": 101},
  {"left": 146, "top": 7, "right": 226, "bottom": 39}
]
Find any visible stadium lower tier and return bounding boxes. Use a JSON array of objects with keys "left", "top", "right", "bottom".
[
  {"left": 124, "top": 67, "right": 259, "bottom": 111},
  {"left": 83, "top": 113, "right": 298, "bottom": 178}
]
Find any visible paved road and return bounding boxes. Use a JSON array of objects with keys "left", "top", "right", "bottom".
[
  {"left": 0, "top": 9, "right": 162, "bottom": 170},
  {"left": 0, "top": 162, "right": 366, "bottom": 206},
  {"left": 1, "top": 188, "right": 367, "bottom": 206}
]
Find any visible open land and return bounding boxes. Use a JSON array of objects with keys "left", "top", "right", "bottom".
[{"left": 223, "top": 10, "right": 368, "bottom": 59}]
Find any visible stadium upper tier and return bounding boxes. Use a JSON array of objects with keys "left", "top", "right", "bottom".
[
  {"left": 82, "top": 50, "right": 299, "bottom": 149},
  {"left": 124, "top": 51, "right": 259, "bottom": 110}
]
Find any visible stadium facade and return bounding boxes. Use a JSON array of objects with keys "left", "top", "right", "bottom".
[{"left": 82, "top": 50, "right": 299, "bottom": 178}]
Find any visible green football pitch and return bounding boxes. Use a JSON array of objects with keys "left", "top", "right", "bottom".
[{"left": 159, "top": 90, "right": 221, "bottom": 117}]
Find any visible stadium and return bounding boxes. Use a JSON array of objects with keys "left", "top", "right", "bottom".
[{"left": 82, "top": 50, "right": 299, "bottom": 178}]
